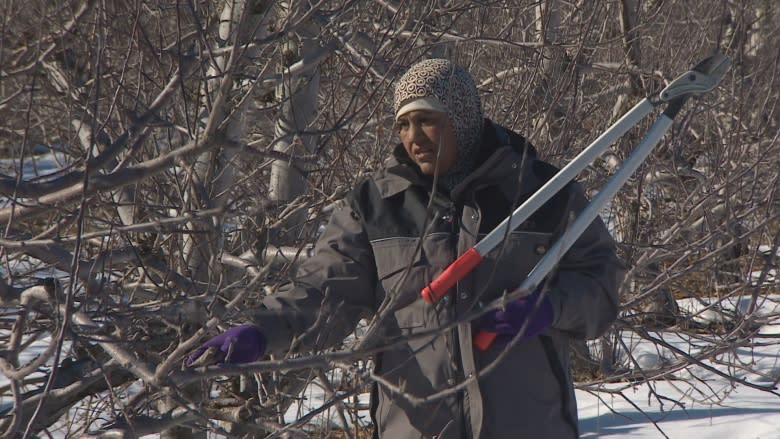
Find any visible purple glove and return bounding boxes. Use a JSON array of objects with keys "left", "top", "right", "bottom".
[
  {"left": 186, "top": 324, "right": 266, "bottom": 367},
  {"left": 479, "top": 290, "right": 554, "bottom": 345}
]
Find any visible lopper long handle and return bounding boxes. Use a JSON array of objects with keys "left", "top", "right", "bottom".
[
  {"left": 421, "top": 247, "right": 483, "bottom": 304},
  {"left": 473, "top": 113, "right": 677, "bottom": 351},
  {"left": 420, "top": 99, "right": 656, "bottom": 305},
  {"left": 449, "top": 54, "right": 728, "bottom": 349},
  {"left": 473, "top": 330, "right": 497, "bottom": 351}
]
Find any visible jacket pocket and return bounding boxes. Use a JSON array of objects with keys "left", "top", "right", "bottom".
[
  {"left": 370, "top": 233, "right": 452, "bottom": 306},
  {"left": 370, "top": 234, "right": 455, "bottom": 381},
  {"left": 476, "top": 337, "right": 571, "bottom": 437}
]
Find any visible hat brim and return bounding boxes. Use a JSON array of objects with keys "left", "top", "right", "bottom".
[{"left": 395, "top": 97, "right": 447, "bottom": 120}]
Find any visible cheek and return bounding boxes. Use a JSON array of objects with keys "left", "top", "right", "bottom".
[
  {"left": 399, "top": 130, "right": 413, "bottom": 150},
  {"left": 423, "top": 126, "right": 444, "bottom": 144}
]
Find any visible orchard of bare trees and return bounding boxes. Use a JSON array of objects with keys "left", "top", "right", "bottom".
[{"left": 1, "top": 0, "right": 778, "bottom": 437}]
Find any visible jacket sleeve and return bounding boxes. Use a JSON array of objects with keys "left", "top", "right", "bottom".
[
  {"left": 254, "top": 198, "right": 378, "bottom": 354},
  {"left": 545, "top": 183, "right": 625, "bottom": 340}
]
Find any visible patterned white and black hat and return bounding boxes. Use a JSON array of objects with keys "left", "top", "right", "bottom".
[{"left": 393, "top": 58, "right": 484, "bottom": 189}]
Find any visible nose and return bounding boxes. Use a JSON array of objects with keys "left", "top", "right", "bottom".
[{"left": 407, "top": 120, "right": 425, "bottom": 144}]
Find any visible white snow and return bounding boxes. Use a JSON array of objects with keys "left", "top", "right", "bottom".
[
  {"left": 577, "top": 294, "right": 780, "bottom": 438},
  {"left": 578, "top": 384, "right": 780, "bottom": 438}
]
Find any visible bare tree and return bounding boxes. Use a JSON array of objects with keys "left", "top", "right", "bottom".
[{"left": 1, "top": 1, "right": 778, "bottom": 437}]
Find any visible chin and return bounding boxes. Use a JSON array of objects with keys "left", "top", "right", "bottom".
[{"left": 415, "top": 163, "right": 432, "bottom": 174}]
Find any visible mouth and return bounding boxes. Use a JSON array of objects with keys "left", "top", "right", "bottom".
[{"left": 413, "top": 148, "right": 436, "bottom": 161}]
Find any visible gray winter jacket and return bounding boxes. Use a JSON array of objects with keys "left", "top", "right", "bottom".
[{"left": 257, "top": 120, "right": 624, "bottom": 438}]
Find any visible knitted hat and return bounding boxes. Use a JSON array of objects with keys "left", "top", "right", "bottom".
[{"left": 393, "top": 59, "right": 484, "bottom": 190}]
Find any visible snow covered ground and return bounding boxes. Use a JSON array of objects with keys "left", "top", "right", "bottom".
[
  {"left": 578, "top": 306, "right": 780, "bottom": 438},
  {"left": 578, "top": 382, "right": 780, "bottom": 438},
  {"left": 579, "top": 321, "right": 780, "bottom": 438}
]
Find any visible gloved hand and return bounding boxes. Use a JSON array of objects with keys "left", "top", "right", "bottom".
[
  {"left": 186, "top": 324, "right": 266, "bottom": 367},
  {"left": 479, "top": 290, "right": 554, "bottom": 346}
]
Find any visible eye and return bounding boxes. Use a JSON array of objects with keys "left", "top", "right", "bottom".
[
  {"left": 396, "top": 120, "right": 409, "bottom": 132},
  {"left": 421, "top": 114, "right": 441, "bottom": 127}
]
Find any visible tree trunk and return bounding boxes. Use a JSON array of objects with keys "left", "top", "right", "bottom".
[
  {"left": 532, "top": 0, "right": 569, "bottom": 145},
  {"left": 267, "top": 4, "right": 321, "bottom": 244},
  {"left": 164, "top": 2, "right": 270, "bottom": 438}
]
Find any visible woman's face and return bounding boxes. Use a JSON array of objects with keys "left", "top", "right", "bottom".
[{"left": 396, "top": 110, "right": 459, "bottom": 176}]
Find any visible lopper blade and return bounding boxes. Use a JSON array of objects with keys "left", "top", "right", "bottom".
[{"left": 660, "top": 53, "right": 731, "bottom": 101}]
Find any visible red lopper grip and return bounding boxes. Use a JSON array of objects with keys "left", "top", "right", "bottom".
[
  {"left": 473, "top": 330, "right": 498, "bottom": 351},
  {"left": 421, "top": 247, "right": 483, "bottom": 304}
]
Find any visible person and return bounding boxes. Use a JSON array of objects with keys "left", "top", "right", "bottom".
[{"left": 187, "top": 58, "right": 624, "bottom": 438}]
